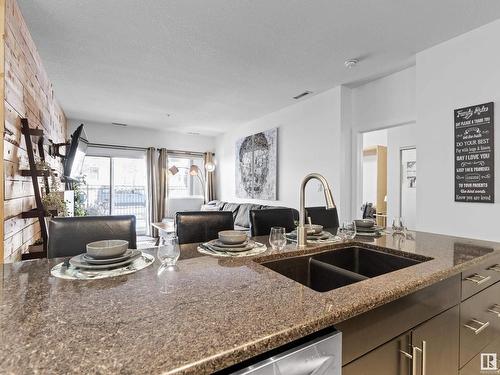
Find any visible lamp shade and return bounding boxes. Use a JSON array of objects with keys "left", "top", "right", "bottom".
[
  {"left": 189, "top": 165, "right": 200, "bottom": 176},
  {"left": 205, "top": 160, "right": 215, "bottom": 172}
]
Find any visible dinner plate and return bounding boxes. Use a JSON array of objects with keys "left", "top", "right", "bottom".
[
  {"left": 198, "top": 243, "right": 267, "bottom": 257},
  {"left": 70, "top": 250, "right": 142, "bottom": 270},
  {"left": 356, "top": 231, "right": 382, "bottom": 237},
  {"left": 356, "top": 226, "right": 383, "bottom": 233},
  {"left": 211, "top": 239, "right": 249, "bottom": 248},
  {"left": 82, "top": 249, "right": 137, "bottom": 264},
  {"left": 205, "top": 240, "right": 255, "bottom": 252},
  {"left": 286, "top": 232, "right": 332, "bottom": 241}
]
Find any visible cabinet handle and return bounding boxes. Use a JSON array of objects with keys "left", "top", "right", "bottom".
[
  {"left": 464, "top": 319, "right": 490, "bottom": 334},
  {"left": 487, "top": 304, "right": 500, "bottom": 317},
  {"left": 400, "top": 345, "right": 421, "bottom": 375},
  {"left": 421, "top": 340, "right": 427, "bottom": 375},
  {"left": 464, "top": 274, "right": 491, "bottom": 285},
  {"left": 488, "top": 264, "right": 500, "bottom": 272}
]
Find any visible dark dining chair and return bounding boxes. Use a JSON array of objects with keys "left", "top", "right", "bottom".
[
  {"left": 47, "top": 215, "right": 137, "bottom": 258},
  {"left": 176, "top": 211, "right": 234, "bottom": 245},
  {"left": 249, "top": 208, "right": 296, "bottom": 237},
  {"left": 305, "top": 206, "right": 339, "bottom": 230}
]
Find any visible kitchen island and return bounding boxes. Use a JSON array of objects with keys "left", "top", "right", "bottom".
[{"left": 1, "top": 231, "right": 500, "bottom": 374}]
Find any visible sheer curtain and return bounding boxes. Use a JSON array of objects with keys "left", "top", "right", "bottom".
[
  {"left": 147, "top": 148, "right": 168, "bottom": 237},
  {"left": 204, "top": 152, "right": 215, "bottom": 202}
]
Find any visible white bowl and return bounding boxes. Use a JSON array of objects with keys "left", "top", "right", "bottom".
[
  {"left": 218, "top": 230, "right": 248, "bottom": 245},
  {"left": 304, "top": 224, "right": 323, "bottom": 234},
  {"left": 86, "top": 240, "right": 129, "bottom": 259},
  {"left": 354, "top": 219, "right": 375, "bottom": 228}
]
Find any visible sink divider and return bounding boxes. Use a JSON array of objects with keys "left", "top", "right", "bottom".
[{"left": 309, "top": 258, "right": 369, "bottom": 282}]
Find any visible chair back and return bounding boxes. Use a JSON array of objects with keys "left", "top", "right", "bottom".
[
  {"left": 249, "top": 208, "right": 296, "bottom": 237},
  {"left": 305, "top": 206, "right": 339, "bottom": 230},
  {"left": 48, "top": 215, "right": 137, "bottom": 258},
  {"left": 176, "top": 211, "right": 234, "bottom": 244}
]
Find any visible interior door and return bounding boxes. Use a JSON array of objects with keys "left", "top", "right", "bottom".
[
  {"left": 412, "top": 305, "right": 460, "bottom": 375},
  {"left": 342, "top": 332, "right": 411, "bottom": 375}
]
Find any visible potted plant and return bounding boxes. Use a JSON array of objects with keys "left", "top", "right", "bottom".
[{"left": 37, "top": 161, "right": 68, "bottom": 217}]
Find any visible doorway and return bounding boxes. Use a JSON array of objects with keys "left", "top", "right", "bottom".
[
  {"left": 357, "top": 123, "right": 417, "bottom": 229},
  {"left": 81, "top": 154, "right": 148, "bottom": 234}
]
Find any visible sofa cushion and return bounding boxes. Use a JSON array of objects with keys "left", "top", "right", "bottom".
[
  {"left": 221, "top": 202, "right": 240, "bottom": 221},
  {"left": 234, "top": 203, "right": 262, "bottom": 228}
]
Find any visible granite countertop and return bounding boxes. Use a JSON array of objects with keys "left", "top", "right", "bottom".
[{"left": 1, "top": 231, "right": 500, "bottom": 374}]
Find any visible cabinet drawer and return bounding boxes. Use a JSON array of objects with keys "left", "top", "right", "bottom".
[
  {"left": 342, "top": 333, "right": 411, "bottom": 375},
  {"left": 460, "top": 337, "right": 500, "bottom": 375},
  {"left": 462, "top": 255, "right": 500, "bottom": 300},
  {"left": 460, "top": 281, "right": 500, "bottom": 368}
]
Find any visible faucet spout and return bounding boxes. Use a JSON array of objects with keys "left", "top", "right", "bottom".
[{"left": 298, "top": 173, "right": 336, "bottom": 248}]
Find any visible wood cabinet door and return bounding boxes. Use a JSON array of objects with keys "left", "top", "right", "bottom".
[
  {"left": 412, "top": 305, "right": 460, "bottom": 375},
  {"left": 342, "top": 332, "right": 411, "bottom": 375}
]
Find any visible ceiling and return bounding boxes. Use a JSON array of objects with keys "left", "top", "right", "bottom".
[{"left": 17, "top": 0, "right": 500, "bottom": 135}]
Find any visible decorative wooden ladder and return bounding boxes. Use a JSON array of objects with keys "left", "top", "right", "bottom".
[{"left": 19, "top": 118, "right": 53, "bottom": 260}]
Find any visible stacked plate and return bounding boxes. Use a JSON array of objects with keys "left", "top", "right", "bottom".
[
  {"left": 198, "top": 230, "right": 267, "bottom": 257},
  {"left": 354, "top": 220, "right": 383, "bottom": 237},
  {"left": 69, "top": 240, "right": 142, "bottom": 270},
  {"left": 286, "top": 230, "right": 338, "bottom": 243}
]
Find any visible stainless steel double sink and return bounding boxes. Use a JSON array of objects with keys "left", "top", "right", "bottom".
[{"left": 261, "top": 246, "right": 430, "bottom": 292}]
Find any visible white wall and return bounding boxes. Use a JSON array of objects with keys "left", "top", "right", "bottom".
[
  {"left": 351, "top": 67, "right": 416, "bottom": 218},
  {"left": 68, "top": 120, "right": 216, "bottom": 152},
  {"left": 417, "top": 19, "right": 500, "bottom": 241},
  {"left": 216, "top": 87, "right": 350, "bottom": 217},
  {"left": 363, "top": 129, "right": 388, "bottom": 148}
]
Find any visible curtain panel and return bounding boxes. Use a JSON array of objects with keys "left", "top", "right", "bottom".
[
  {"left": 204, "top": 152, "right": 216, "bottom": 202},
  {"left": 147, "top": 148, "right": 168, "bottom": 237}
]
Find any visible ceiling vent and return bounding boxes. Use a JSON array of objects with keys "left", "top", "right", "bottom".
[
  {"left": 112, "top": 122, "right": 128, "bottom": 127},
  {"left": 293, "top": 91, "right": 313, "bottom": 100},
  {"left": 187, "top": 131, "right": 200, "bottom": 135}
]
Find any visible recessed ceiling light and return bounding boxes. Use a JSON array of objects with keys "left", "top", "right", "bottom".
[
  {"left": 344, "top": 58, "right": 359, "bottom": 68},
  {"left": 112, "top": 122, "right": 128, "bottom": 127},
  {"left": 293, "top": 91, "right": 313, "bottom": 100}
]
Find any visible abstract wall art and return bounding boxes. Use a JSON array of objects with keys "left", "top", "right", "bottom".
[{"left": 235, "top": 128, "right": 277, "bottom": 200}]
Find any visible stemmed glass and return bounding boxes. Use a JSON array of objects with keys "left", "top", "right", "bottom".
[
  {"left": 157, "top": 235, "right": 180, "bottom": 268},
  {"left": 269, "top": 227, "right": 287, "bottom": 251},
  {"left": 337, "top": 221, "right": 357, "bottom": 241},
  {"left": 392, "top": 217, "right": 406, "bottom": 235}
]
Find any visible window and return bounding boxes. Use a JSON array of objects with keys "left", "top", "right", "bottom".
[
  {"left": 168, "top": 155, "right": 204, "bottom": 198},
  {"left": 81, "top": 149, "right": 148, "bottom": 234}
]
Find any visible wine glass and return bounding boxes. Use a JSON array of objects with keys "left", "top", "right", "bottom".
[
  {"left": 392, "top": 217, "right": 406, "bottom": 235},
  {"left": 338, "top": 221, "right": 357, "bottom": 241},
  {"left": 157, "top": 235, "right": 180, "bottom": 267},
  {"left": 269, "top": 227, "right": 287, "bottom": 251}
]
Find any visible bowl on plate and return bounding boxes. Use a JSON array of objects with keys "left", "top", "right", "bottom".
[
  {"left": 354, "top": 219, "right": 375, "bottom": 228},
  {"left": 304, "top": 224, "right": 323, "bottom": 234},
  {"left": 218, "top": 230, "right": 248, "bottom": 245},
  {"left": 86, "top": 240, "right": 129, "bottom": 259}
]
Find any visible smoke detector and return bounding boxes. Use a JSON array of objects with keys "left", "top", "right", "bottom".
[{"left": 344, "top": 58, "right": 359, "bottom": 69}]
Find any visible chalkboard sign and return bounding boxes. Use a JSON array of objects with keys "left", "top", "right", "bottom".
[{"left": 455, "top": 102, "right": 494, "bottom": 203}]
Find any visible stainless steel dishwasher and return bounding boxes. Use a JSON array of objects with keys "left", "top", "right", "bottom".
[{"left": 231, "top": 330, "right": 341, "bottom": 375}]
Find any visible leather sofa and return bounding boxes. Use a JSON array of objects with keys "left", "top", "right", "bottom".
[{"left": 202, "top": 200, "right": 299, "bottom": 231}]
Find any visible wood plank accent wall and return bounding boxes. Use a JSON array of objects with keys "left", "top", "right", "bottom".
[{"left": 3, "top": 0, "right": 67, "bottom": 262}]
